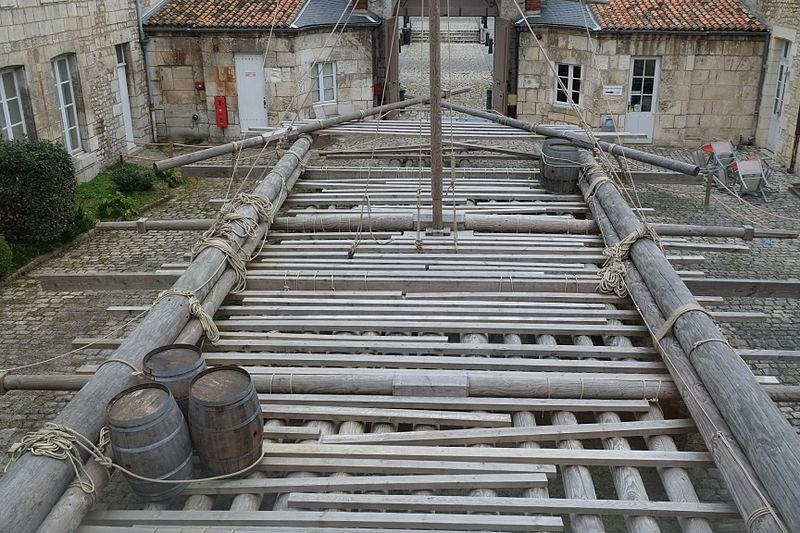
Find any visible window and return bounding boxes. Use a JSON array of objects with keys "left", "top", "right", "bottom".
[
  {"left": 555, "top": 64, "right": 581, "bottom": 106},
  {"left": 312, "top": 62, "right": 337, "bottom": 104},
  {"left": 0, "top": 68, "right": 28, "bottom": 140},
  {"left": 630, "top": 58, "right": 657, "bottom": 113},
  {"left": 52, "top": 55, "right": 82, "bottom": 153}
]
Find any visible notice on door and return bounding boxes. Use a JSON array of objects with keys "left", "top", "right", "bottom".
[{"left": 245, "top": 71, "right": 257, "bottom": 78}]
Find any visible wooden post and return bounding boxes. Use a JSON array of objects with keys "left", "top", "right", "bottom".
[
  {"left": 703, "top": 171, "right": 713, "bottom": 207},
  {"left": 429, "top": 0, "right": 443, "bottom": 231},
  {"left": 578, "top": 150, "right": 799, "bottom": 532},
  {"left": 167, "top": 142, "right": 174, "bottom": 159},
  {"left": 492, "top": 18, "right": 510, "bottom": 113},
  {"left": 0, "top": 137, "right": 314, "bottom": 533},
  {"left": 383, "top": 16, "right": 401, "bottom": 118}
]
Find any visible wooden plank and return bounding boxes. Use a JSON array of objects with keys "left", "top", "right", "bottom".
[
  {"left": 255, "top": 457, "right": 557, "bottom": 475},
  {"left": 205, "top": 339, "right": 659, "bottom": 358},
  {"left": 258, "top": 404, "right": 511, "bottom": 427},
  {"left": 683, "top": 277, "right": 800, "bottom": 298},
  {"left": 181, "top": 473, "right": 549, "bottom": 496},
  {"left": 319, "top": 419, "right": 696, "bottom": 446},
  {"left": 255, "top": 395, "right": 653, "bottom": 413},
  {"left": 204, "top": 353, "right": 667, "bottom": 373},
  {"left": 739, "top": 349, "right": 800, "bottom": 361},
  {"left": 214, "top": 319, "right": 651, "bottom": 337},
  {"left": 286, "top": 493, "right": 739, "bottom": 518},
  {"left": 262, "top": 443, "right": 714, "bottom": 468},
  {"left": 82, "top": 511, "right": 564, "bottom": 531}
]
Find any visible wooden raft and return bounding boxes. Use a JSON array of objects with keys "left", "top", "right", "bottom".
[{"left": 68, "top": 164, "right": 764, "bottom": 533}]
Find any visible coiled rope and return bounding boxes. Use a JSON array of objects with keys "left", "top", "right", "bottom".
[
  {"left": 597, "top": 224, "right": 663, "bottom": 298},
  {"left": 155, "top": 289, "right": 220, "bottom": 344}
]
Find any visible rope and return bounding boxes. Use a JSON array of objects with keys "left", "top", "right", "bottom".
[
  {"left": 653, "top": 303, "right": 713, "bottom": 343},
  {"left": 584, "top": 175, "right": 615, "bottom": 203},
  {"left": 94, "top": 359, "right": 144, "bottom": 377},
  {"left": 4, "top": 423, "right": 266, "bottom": 492},
  {"left": 747, "top": 507, "right": 775, "bottom": 532},
  {"left": 597, "top": 224, "right": 663, "bottom": 297},
  {"left": 155, "top": 289, "right": 220, "bottom": 344}
]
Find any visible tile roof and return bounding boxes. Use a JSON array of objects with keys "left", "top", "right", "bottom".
[
  {"left": 145, "top": 0, "right": 307, "bottom": 29},
  {"left": 590, "top": 0, "right": 766, "bottom": 32}
]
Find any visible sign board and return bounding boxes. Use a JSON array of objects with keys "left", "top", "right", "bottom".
[
  {"left": 245, "top": 71, "right": 257, "bottom": 78},
  {"left": 602, "top": 85, "right": 623, "bottom": 96}
]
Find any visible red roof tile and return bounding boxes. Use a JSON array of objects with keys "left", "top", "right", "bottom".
[
  {"left": 590, "top": 0, "right": 765, "bottom": 32},
  {"left": 146, "top": 0, "right": 307, "bottom": 29}
]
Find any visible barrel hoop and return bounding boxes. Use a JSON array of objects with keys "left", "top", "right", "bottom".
[
  {"left": 111, "top": 420, "right": 187, "bottom": 454},
  {"left": 106, "top": 383, "right": 173, "bottom": 429},
  {"left": 190, "top": 403, "right": 261, "bottom": 433}
]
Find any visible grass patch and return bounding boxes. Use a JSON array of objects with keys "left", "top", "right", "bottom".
[{"left": 76, "top": 172, "right": 170, "bottom": 218}]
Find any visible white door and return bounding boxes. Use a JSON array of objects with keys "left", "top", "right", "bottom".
[
  {"left": 115, "top": 45, "right": 135, "bottom": 151},
  {"left": 235, "top": 53, "right": 268, "bottom": 132},
  {"left": 626, "top": 58, "right": 660, "bottom": 143},
  {"left": 768, "top": 40, "right": 791, "bottom": 151}
]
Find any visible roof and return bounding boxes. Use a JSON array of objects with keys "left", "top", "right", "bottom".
[
  {"left": 145, "top": 0, "right": 307, "bottom": 29},
  {"left": 590, "top": 0, "right": 766, "bottom": 32},
  {"left": 293, "top": 0, "right": 377, "bottom": 29},
  {"left": 516, "top": 0, "right": 600, "bottom": 30}
]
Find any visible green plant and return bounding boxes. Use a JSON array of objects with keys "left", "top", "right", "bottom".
[
  {"left": 156, "top": 168, "right": 186, "bottom": 188},
  {"left": 111, "top": 163, "right": 155, "bottom": 193},
  {"left": 61, "top": 206, "right": 96, "bottom": 241},
  {"left": 0, "top": 139, "right": 76, "bottom": 243},
  {"left": 0, "top": 236, "right": 12, "bottom": 281},
  {"left": 96, "top": 192, "right": 139, "bottom": 220}
]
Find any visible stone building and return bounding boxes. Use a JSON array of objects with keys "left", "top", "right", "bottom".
[
  {"left": 748, "top": 0, "right": 800, "bottom": 170},
  {"left": 143, "top": 0, "right": 380, "bottom": 141},
  {"left": 0, "top": 0, "right": 154, "bottom": 181},
  {"left": 515, "top": 0, "right": 769, "bottom": 146}
]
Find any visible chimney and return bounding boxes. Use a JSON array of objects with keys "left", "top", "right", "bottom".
[{"left": 525, "top": 0, "right": 542, "bottom": 13}]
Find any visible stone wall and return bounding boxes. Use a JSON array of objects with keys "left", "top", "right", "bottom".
[
  {"left": 750, "top": 0, "right": 800, "bottom": 169},
  {"left": 517, "top": 29, "right": 767, "bottom": 147},
  {"left": 146, "top": 28, "right": 375, "bottom": 142},
  {"left": 0, "top": 0, "right": 151, "bottom": 181}
]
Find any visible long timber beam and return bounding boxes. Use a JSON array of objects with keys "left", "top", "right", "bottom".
[
  {"left": 0, "top": 137, "right": 315, "bottom": 533},
  {"left": 154, "top": 88, "right": 470, "bottom": 171}
]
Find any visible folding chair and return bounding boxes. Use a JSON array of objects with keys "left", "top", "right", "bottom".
[{"left": 732, "top": 159, "right": 768, "bottom": 201}]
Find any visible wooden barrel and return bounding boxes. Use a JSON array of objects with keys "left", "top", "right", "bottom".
[
  {"left": 142, "top": 343, "right": 206, "bottom": 415},
  {"left": 188, "top": 366, "right": 263, "bottom": 476},
  {"left": 540, "top": 138, "right": 581, "bottom": 193},
  {"left": 106, "top": 383, "right": 193, "bottom": 501}
]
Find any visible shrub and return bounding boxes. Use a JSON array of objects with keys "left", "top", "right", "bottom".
[
  {"left": 61, "top": 206, "right": 96, "bottom": 241},
  {"left": 0, "top": 139, "right": 76, "bottom": 243},
  {"left": 0, "top": 236, "right": 12, "bottom": 281},
  {"left": 156, "top": 168, "right": 186, "bottom": 188},
  {"left": 96, "top": 192, "right": 139, "bottom": 220},
  {"left": 111, "top": 163, "right": 155, "bottom": 193}
]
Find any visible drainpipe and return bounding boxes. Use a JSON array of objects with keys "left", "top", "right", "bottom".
[
  {"left": 789, "top": 109, "right": 800, "bottom": 173},
  {"left": 134, "top": 0, "right": 158, "bottom": 142},
  {"left": 751, "top": 32, "right": 771, "bottom": 144}
]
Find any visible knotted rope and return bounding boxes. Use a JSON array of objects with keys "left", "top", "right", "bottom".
[
  {"left": 4, "top": 423, "right": 113, "bottom": 494},
  {"left": 155, "top": 288, "right": 220, "bottom": 344},
  {"left": 597, "top": 224, "right": 663, "bottom": 298}
]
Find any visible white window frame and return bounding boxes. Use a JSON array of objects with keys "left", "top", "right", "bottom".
[
  {"left": 0, "top": 67, "right": 28, "bottom": 141},
  {"left": 312, "top": 62, "right": 337, "bottom": 104},
  {"left": 52, "top": 55, "right": 82, "bottom": 154},
  {"left": 554, "top": 63, "right": 582, "bottom": 107}
]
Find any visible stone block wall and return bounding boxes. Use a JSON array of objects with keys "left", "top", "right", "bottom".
[
  {"left": 750, "top": 0, "right": 800, "bottom": 169},
  {"left": 517, "top": 29, "right": 767, "bottom": 147},
  {"left": 0, "top": 0, "right": 151, "bottom": 181},
  {"left": 147, "top": 28, "right": 374, "bottom": 142}
]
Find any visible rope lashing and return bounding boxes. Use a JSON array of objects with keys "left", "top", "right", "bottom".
[
  {"left": 596, "top": 224, "right": 663, "bottom": 298},
  {"left": 653, "top": 303, "right": 713, "bottom": 343},
  {"left": 584, "top": 175, "right": 616, "bottom": 203},
  {"left": 191, "top": 236, "right": 249, "bottom": 294},
  {"left": 4, "top": 423, "right": 112, "bottom": 494},
  {"left": 155, "top": 289, "right": 220, "bottom": 344},
  {"left": 94, "top": 359, "right": 144, "bottom": 377}
]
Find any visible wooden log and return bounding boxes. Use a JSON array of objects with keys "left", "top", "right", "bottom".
[
  {"left": 0, "top": 137, "right": 314, "bottom": 533},
  {"left": 579, "top": 150, "right": 800, "bottom": 531},
  {"left": 586, "top": 192, "right": 785, "bottom": 532},
  {"left": 154, "top": 89, "right": 470, "bottom": 171},
  {"left": 435, "top": 99, "right": 699, "bottom": 175}
]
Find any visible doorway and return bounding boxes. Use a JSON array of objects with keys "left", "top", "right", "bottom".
[
  {"left": 626, "top": 57, "right": 660, "bottom": 143},
  {"left": 768, "top": 40, "right": 791, "bottom": 151},
  {"left": 234, "top": 53, "right": 268, "bottom": 133},
  {"left": 115, "top": 44, "right": 135, "bottom": 151}
]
